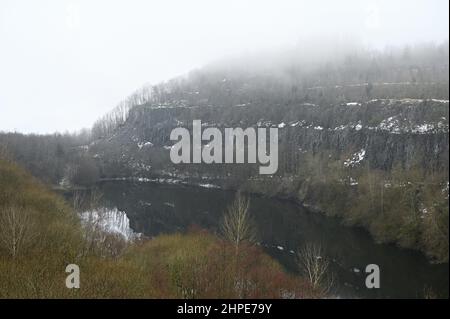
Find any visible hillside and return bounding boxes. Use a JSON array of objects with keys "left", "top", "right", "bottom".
[
  {"left": 0, "top": 158, "right": 315, "bottom": 298},
  {"left": 84, "top": 44, "right": 449, "bottom": 262},
  {"left": 0, "top": 44, "right": 448, "bottom": 263}
]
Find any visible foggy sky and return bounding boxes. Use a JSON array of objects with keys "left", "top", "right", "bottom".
[{"left": 0, "top": 0, "right": 448, "bottom": 134}]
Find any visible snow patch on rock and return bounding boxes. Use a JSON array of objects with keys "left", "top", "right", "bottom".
[
  {"left": 344, "top": 149, "right": 366, "bottom": 168},
  {"left": 137, "top": 141, "right": 153, "bottom": 150}
]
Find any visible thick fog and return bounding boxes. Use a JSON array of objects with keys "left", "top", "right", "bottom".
[{"left": 0, "top": 0, "right": 448, "bottom": 134}]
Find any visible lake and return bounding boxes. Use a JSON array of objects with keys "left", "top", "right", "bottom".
[{"left": 90, "top": 180, "right": 449, "bottom": 299}]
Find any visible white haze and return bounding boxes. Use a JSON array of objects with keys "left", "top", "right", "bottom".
[{"left": 0, "top": 0, "right": 448, "bottom": 134}]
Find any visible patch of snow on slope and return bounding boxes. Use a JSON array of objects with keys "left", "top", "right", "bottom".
[
  {"left": 431, "top": 99, "right": 449, "bottom": 103},
  {"left": 411, "top": 124, "right": 435, "bottom": 134},
  {"left": 256, "top": 120, "right": 273, "bottom": 127},
  {"left": 131, "top": 162, "right": 152, "bottom": 172},
  {"left": 378, "top": 116, "right": 401, "bottom": 134},
  {"left": 334, "top": 124, "right": 348, "bottom": 131},
  {"left": 344, "top": 149, "right": 366, "bottom": 168},
  {"left": 137, "top": 141, "right": 153, "bottom": 150},
  {"left": 349, "top": 177, "right": 358, "bottom": 186}
]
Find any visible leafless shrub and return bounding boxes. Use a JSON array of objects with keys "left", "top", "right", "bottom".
[
  {"left": 82, "top": 208, "right": 109, "bottom": 256},
  {"left": 72, "top": 191, "right": 85, "bottom": 212},
  {"left": 88, "top": 189, "right": 104, "bottom": 209},
  {"left": 296, "top": 243, "right": 334, "bottom": 294},
  {"left": 100, "top": 232, "right": 128, "bottom": 258},
  {"left": 73, "top": 188, "right": 129, "bottom": 258},
  {"left": 72, "top": 188, "right": 103, "bottom": 212},
  {"left": 0, "top": 206, "right": 37, "bottom": 258},
  {"left": 221, "top": 193, "right": 257, "bottom": 250},
  {"left": 81, "top": 207, "right": 130, "bottom": 258}
]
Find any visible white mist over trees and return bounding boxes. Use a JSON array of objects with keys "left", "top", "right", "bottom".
[
  {"left": 0, "top": 0, "right": 448, "bottom": 133},
  {"left": 89, "top": 40, "right": 448, "bottom": 140}
]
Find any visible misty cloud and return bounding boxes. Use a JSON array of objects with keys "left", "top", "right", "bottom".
[{"left": 0, "top": 0, "right": 448, "bottom": 133}]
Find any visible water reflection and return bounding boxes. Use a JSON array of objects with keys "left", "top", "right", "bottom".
[{"left": 88, "top": 180, "right": 448, "bottom": 299}]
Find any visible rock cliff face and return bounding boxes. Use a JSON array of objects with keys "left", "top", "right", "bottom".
[
  {"left": 87, "top": 94, "right": 449, "bottom": 262},
  {"left": 89, "top": 97, "right": 449, "bottom": 181}
]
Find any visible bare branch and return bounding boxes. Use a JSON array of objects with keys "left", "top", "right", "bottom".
[
  {"left": 0, "top": 206, "right": 37, "bottom": 258},
  {"left": 296, "top": 243, "right": 334, "bottom": 294}
]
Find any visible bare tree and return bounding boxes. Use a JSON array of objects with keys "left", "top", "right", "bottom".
[
  {"left": 81, "top": 209, "right": 128, "bottom": 258},
  {"left": 72, "top": 191, "right": 85, "bottom": 212},
  {"left": 76, "top": 189, "right": 116, "bottom": 256},
  {"left": 77, "top": 189, "right": 130, "bottom": 257},
  {"left": 72, "top": 188, "right": 103, "bottom": 212},
  {"left": 81, "top": 206, "right": 112, "bottom": 257},
  {"left": 0, "top": 206, "right": 36, "bottom": 258},
  {"left": 221, "top": 193, "right": 257, "bottom": 251},
  {"left": 296, "top": 243, "right": 334, "bottom": 294}
]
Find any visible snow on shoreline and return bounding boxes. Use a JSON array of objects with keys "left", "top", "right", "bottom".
[
  {"left": 99, "top": 176, "right": 221, "bottom": 190},
  {"left": 198, "top": 183, "right": 221, "bottom": 189}
]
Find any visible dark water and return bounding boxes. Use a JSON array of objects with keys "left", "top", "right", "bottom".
[{"left": 95, "top": 180, "right": 449, "bottom": 299}]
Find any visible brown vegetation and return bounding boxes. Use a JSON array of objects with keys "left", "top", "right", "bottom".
[{"left": 0, "top": 159, "right": 319, "bottom": 298}]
